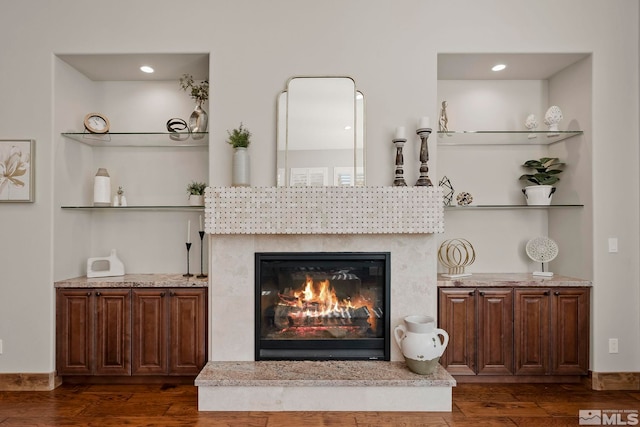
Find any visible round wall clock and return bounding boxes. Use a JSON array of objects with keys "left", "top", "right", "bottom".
[{"left": 84, "top": 113, "right": 110, "bottom": 134}]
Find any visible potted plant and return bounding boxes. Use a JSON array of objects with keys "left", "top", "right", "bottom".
[
  {"left": 519, "top": 157, "right": 564, "bottom": 205},
  {"left": 187, "top": 181, "right": 207, "bottom": 206},
  {"left": 179, "top": 74, "right": 209, "bottom": 134},
  {"left": 226, "top": 123, "right": 252, "bottom": 186}
]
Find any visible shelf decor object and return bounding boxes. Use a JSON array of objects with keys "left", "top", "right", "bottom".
[
  {"left": 438, "top": 176, "right": 454, "bottom": 206},
  {"left": 184, "top": 242, "right": 193, "bottom": 277},
  {"left": 179, "top": 74, "right": 209, "bottom": 136},
  {"left": 438, "top": 101, "right": 449, "bottom": 133},
  {"left": 93, "top": 168, "right": 111, "bottom": 206},
  {"left": 544, "top": 105, "right": 563, "bottom": 135},
  {"left": 166, "top": 118, "right": 190, "bottom": 142},
  {"left": 415, "top": 117, "right": 433, "bottom": 186},
  {"left": 197, "top": 230, "right": 207, "bottom": 279},
  {"left": 438, "top": 238, "right": 475, "bottom": 278},
  {"left": 227, "top": 123, "right": 252, "bottom": 187},
  {"left": 525, "top": 114, "right": 539, "bottom": 139},
  {"left": 526, "top": 236, "right": 559, "bottom": 277},
  {"left": 392, "top": 126, "right": 407, "bottom": 186},
  {"left": 456, "top": 191, "right": 473, "bottom": 206},
  {"left": 0, "top": 139, "right": 34, "bottom": 203}
]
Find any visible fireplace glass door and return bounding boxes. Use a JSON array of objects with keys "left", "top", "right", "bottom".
[{"left": 255, "top": 252, "right": 390, "bottom": 360}]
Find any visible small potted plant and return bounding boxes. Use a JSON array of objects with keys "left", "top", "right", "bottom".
[
  {"left": 519, "top": 157, "right": 564, "bottom": 205},
  {"left": 187, "top": 181, "right": 207, "bottom": 206},
  {"left": 226, "top": 123, "right": 252, "bottom": 186}
]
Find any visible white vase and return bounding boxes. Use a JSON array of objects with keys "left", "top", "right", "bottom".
[
  {"left": 523, "top": 185, "right": 556, "bottom": 205},
  {"left": 93, "top": 168, "right": 111, "bottom": 206},
  {"left": 189, "top": 194, "right": 204, "bottom": 206},
  {"left": 394, "top": 315, "right": 449, "bottom": 375},
  {"left": 232, "top": 147, "right": 250, "bottom": 187}
]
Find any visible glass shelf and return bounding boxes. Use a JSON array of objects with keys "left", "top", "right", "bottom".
[
  {"left": 445, "top": 204, "right": 583, "bottom": 210},
  {"left": 437, "top": 130, "right": 582, "bottom": 146},
  {"left": 61, "top": 205, "right": 205, "bottom": 212},
  {"left": 61, "top": 132, "right": 208, "bottom": 147}
]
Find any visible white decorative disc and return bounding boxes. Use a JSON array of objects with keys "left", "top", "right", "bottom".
[{"left": 526, "top": 237, "right": 559, "bottom": 263}]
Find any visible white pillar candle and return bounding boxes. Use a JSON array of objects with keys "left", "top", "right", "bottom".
[
  {"left": 199, "top": 215, "right": 203, "bottom": 231},
  {"left": 395, "top": 126, "right": 406, "bottom": 139},
  {"left": 187, "top": 220, "right": 191, "bottom": 243},
  {"left": 419, "top": 116, "right": 430, "bottom": 129}
]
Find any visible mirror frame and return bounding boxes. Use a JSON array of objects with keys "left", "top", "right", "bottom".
[{"left": 277, "top": 76, "right": 365, "bottom": 187}]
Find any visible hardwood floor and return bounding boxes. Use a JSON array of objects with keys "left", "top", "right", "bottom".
[{"left": 0, "top": 379, "right": 638, "bottom": 426}]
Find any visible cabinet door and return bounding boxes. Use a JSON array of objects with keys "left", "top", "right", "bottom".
[
  {"left": 514, "top": 288, "right": 550, "bottom": 375},
  {"left": 477, "top": 289, "right": 514, "bottom": 375},
  {"left": 56, "top": 289, "right": 94, "bottom": 375},
  {"left": 438, "top": 288, "right": 476, "bottom": 375},
  {"left": 94, "top": 289, "right": 131, "bottom": 375},
  {"left": 132, "top": 289, "right": 168, "bottom": 375},
  {"left": 551, "top": 288, "right": 589, "bottom": 375},
  {"left": 168, "top": 289, "right": 207, "bottom": 375}
]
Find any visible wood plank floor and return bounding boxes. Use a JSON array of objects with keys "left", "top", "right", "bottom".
[{"left": 0, "top": 379, "right": 638, "bottom": 426}]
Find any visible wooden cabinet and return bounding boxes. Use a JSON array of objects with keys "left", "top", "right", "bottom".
[
  {"left": 57, "top": 287, "right": 207, "bottom": 378},
  {"left": 132, "top": 288, "right": 207, "bottom": 376},
  {"left": 438, "top": 288, "right": 513, "bottom": 376},
  {"left": 56, "top": 289, "right": 131, "bottom": 376},
  {"left": 439, "top": 285, "right": 590, "bottom": 382}
]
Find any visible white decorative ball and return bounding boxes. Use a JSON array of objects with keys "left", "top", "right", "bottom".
[
  {"left": 525, "top": 114, "right": 538, "bottom": 130},
  {"left": 544, "top": 106, "right": 563, "bottom": 132}
]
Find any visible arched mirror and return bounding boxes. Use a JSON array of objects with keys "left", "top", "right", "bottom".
[{"left": 277, "top": 76, "right": 365, "bottom": 186}]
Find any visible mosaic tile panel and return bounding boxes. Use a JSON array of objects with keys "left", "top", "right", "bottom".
[{"left": 204, "top": 186, "right": 444, "bottom": 235}]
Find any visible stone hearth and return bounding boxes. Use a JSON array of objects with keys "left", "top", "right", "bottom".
[{"left": 198, "top": 186, "right": 453, "bottom": 411}]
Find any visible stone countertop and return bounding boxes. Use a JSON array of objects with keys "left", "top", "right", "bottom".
[
  {"left": 437, "top": 273, "right": 591, "bottom": 287},
  {"left": 195, "top": 361, "right": 456, "bottom": 387},
  {"left": 54, "top": 273, "right": 208, "bottom": 288}
]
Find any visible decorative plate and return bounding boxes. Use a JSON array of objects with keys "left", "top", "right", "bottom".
[{"left": 526, "top": 237, "right": 559, "bottom": 263}]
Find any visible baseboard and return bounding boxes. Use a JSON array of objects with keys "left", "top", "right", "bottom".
[
  {"left": 591, "top": 371, "right": 640, "bottom": 391},
  {"left": 0, "top": 372, "right": 61, "bottom": 391}
]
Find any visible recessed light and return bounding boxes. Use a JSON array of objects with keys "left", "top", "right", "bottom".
[
  {"left": 140, "top": 65, "right": 154, "bottom": 73},
  {"left": 492, "top": 64, "right": 506, "bottom": 72}
]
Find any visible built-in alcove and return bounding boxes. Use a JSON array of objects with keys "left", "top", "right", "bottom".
[{"left": 436, "top": 53, "right": 593, "bottom": 279}]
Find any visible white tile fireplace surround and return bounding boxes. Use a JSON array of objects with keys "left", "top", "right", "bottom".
[{"left": 197, "top": 186, "right": 454, "bottom": 411}]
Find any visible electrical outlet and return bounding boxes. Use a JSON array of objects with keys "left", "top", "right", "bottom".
[
  {"left": 608, "top": 237, "right": 619, "bottom": 253},
  {"left": 609, "top": 338, "right": 619, "bottom": 354}
]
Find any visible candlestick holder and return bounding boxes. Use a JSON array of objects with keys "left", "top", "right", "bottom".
[
  {"left": 415, "top": 128, "right": 433, "bottom": 186},
  {"left": 392, "top": 138, "right": 407, "bottom": 186},
  {"left": 183, "top": 242, "right": 193, "bottom": 277},
  {"left": 197, "top": 231, "right": 207, "bottom": 278}
]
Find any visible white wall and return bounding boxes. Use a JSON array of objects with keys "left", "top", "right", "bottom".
[{"left": 0, "top": 0, "right": 638, "bottom": 375}]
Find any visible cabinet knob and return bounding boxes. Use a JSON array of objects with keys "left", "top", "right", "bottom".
[
  {"left": 479, "top": 291, "right": 485, "bottom": 296},
  {"left": 543, "top": 291, "right": 549, "bottom": 296},
  {"left": 170, "top": 291, "right": 175, "bottom": 297},
  {"left": 86, "top": 292, "right": 92, "bottom": 296},
  {"left": 554, "top": 291, "right": 560, "bottom": 296},
  {"left": 95, "top": 292, "right": 101, "bottom": 297},
  {"left": 468, "top": 291, "right": 475, "bottom": 296},
  {"left": 160, "top": 292, "right": 165, "bottom": 297}
]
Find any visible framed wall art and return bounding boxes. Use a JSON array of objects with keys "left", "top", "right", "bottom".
[{"left": 0, "top": 139, "right": 35, "bottom": 203}]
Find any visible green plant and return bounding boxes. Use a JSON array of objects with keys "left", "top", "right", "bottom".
[
  {"left": 187, "top": 181, "right": 207, "bottom": 195},
  {"left": 226, "top": 123, "right": 252, "bottom": 148},
  {"left": 179, "top": 74, "right": 209, "bottom": 102},
  {"left": 519, "top": 157, "right": 565, "bottom": 186}
]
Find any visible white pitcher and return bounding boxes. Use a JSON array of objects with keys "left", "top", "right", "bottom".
[{"left": 394, "top": 315, "right": 449, "bottom": 374}]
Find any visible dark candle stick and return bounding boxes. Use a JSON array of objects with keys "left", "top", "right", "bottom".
[
  {"left": 183, "top": 242, "right": 193, "bottom": 277},
  {"left": 197, "top": 231, "right": 207, "bottom": 278}
]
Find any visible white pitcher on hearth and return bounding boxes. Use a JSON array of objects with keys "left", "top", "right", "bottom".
[{"left": 394, "top": 314, "right": 449, "bottom": 375}]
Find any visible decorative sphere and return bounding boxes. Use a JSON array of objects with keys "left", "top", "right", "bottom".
[{"left": 456, "top": 192, "right": 473, "bottom": 206}]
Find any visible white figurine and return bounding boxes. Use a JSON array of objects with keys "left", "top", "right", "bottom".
[{"left": 544, "top": 106, "right": 563, "bottom": 134}]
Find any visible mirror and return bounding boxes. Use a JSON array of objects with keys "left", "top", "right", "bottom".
[{"left": 277, "top": 77, "right": 364, "bottom": 186}]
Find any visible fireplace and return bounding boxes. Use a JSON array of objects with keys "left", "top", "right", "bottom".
[{"left": 255, "top": 252, "right": 391, "bottom": 361}]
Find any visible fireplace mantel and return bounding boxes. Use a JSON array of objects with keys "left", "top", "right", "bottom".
[{"left": 204, "top": 186, "right": 443, "bottom": 235}]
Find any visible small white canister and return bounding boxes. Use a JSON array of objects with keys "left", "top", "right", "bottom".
[{"left": 93, "top": 168, "right": 111, "bottom": 206}]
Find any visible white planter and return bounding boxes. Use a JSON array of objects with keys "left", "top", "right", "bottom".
[
  {"left": 189, "top": 194, "right": 204, "bottom": 206},
  {"left": 522, "top": 185, "right": 556, "bottom": 205},
  {"left": 232, "top": 147, "right": 250, "bottom": 187}
]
